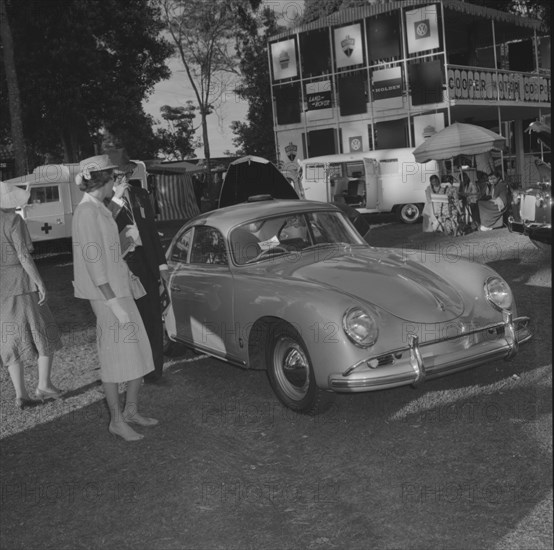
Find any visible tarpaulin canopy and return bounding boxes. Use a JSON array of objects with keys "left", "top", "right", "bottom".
[{"left": 413, "top": 122, "right": 506, "bottom": 163}]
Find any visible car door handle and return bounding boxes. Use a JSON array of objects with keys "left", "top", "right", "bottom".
[{"left": 170, "top": 285, "right": 182, "bottom": 292}]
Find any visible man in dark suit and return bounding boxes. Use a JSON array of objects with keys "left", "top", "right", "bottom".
[{"left": 111, "top": 161, "right": 169, "bottom": 384}]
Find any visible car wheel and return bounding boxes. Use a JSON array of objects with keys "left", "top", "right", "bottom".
[
  {"left": 265, "top": 322, "right": 334, "bottom": 414},
  {"left": 396, "top": 203, "right": 422, "bottom": 224}
]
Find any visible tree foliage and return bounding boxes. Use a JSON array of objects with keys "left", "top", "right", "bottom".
[
  {"left": 0, "top": 0, "right": 173, "bottom": 165},
  {"left": 158, "top": 0, "right": 246, "bottom": 175},
  {"left": 231, "top": 6, "right": 283, "bottom": 161},
  {"left": 155, "top": 102, "right": 200, "bottom": 159}
]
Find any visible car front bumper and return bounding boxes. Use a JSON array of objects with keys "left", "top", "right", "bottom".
[{"left": 329, "top": 312, "right": 531, "bottom": 392}]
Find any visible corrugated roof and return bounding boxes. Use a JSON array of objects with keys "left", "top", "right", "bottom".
[{"left": 270, "top": 0, "right": 546, "bottom": 40}]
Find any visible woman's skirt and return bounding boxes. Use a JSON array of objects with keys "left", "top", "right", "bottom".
[
  {"left": 0, "top": 292, "right": 63, "bottom": 367},
  {"left": 90, "top": 297, "right": 154, "bottom": 383},
  {"left": 478, "top": 200, "right": 505, "bottom": 229}
]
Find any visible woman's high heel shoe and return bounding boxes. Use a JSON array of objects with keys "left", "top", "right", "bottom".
[
  {"left": 108, "top": 423, "right": 144, "bottom": 442},
  {"left": 35, "top": 387, "right": 63, "bottom": 402}
]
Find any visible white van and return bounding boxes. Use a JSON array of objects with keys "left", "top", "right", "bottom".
[
  {"left": 3, "top": 161, "right": 147, "bottom": 242},
  {"left": 298, "top": 148, "right": 440, "bottom": 223}
]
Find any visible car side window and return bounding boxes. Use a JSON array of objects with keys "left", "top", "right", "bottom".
[
  {"left": 29, "top": 185, "right": 60, "bottom": 204},
  {"left": 190, "top": 226, "right": 228, "bottom": 265},
  {"left": 171, "top": 228, "right": 193, "bottom": 263}
]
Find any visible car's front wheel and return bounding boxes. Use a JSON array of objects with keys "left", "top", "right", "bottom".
[
  {"left": 396, "top": 203, "right": 422, "bottom": 224},
  {"left": 265, "top": 321, "right": 334, "bottom": 414}
]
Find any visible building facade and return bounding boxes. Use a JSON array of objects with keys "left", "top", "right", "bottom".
[{"left": 268, "top": 0, "right": 550, "bottom": 184}]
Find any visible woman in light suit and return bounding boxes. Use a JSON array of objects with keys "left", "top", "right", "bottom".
[{"left": 72, "top": 155, "right": 158, "bottom": 441}]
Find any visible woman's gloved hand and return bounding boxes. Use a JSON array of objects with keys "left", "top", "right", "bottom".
[{"left": 106, "top": 298, "right": 131, "bottom": 324}]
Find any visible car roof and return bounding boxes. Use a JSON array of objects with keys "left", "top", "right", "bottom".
[{"left": 187, "top": 199, "right": 340, "bottom": 233}]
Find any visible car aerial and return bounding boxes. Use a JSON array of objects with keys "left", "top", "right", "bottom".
[{"left": 163, "top": 191, "right": 532, "bottom": 414}]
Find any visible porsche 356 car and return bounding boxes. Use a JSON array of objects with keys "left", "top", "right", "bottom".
[{"left": 163, "top": 196, "right": 531, "bottom": 413}]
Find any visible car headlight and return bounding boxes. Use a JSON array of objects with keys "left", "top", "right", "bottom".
[
  {"left": 343, "top": 307, "right": 379, "bottom": 348},
  {"left": 484, "top": 276, "right": 513, "bottom": 311}
]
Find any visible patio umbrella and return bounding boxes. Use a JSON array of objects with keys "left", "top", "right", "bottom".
[{"left": 413, "top": 122, "right": 506, "bottom": 163}]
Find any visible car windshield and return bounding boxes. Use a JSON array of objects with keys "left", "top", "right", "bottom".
[{"left": 229, "top": 210, "right": 366, "bottom": 265}]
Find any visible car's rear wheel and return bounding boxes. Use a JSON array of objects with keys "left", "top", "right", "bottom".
[
  {"left": 396, "top": 203, "right": 422, "bottom": 224},
  {"left": 265, "top": 321, "right": 334, "bottom": 414}
]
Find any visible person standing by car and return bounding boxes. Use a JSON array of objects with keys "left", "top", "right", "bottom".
[
  {"left": 478, "top": 171, "right": 509, "bottom": 231},
  {"left": 0, "top": 181, "right": 63, "bottom": 409},
  {"left": 110, "top": 155, "right": 169, "bottom": 385},
  {"left": 72, "top": 155, "right": 158, "bottom": 441}
]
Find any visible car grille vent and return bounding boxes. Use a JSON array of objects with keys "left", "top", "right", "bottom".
[{"left": 367, "top": 354, "right": 395, "bottom": 368}]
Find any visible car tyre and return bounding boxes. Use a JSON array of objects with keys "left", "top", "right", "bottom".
[
  {"left": 265, "top": 321, "right": 334, "bottom": 414},
  {"left": 396, "top": 203, "right": 422, "bottom": 224}
]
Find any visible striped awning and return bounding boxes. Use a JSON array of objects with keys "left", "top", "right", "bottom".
[
  {"left": 270, "top": 0, "right": 546, "bottom": 40},
  {"left": 153, "top": 172, "right": 200, "bottom": 221}
]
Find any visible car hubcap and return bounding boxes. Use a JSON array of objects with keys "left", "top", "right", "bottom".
[
  {"left": 402, "top": 204, "right": 419, "bottom": 222},
  {"left": 273, "top": 337, "right": 309, "bottom": 400}
]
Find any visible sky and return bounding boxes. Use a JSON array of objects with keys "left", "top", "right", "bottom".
[{"left": 142, "top": 0, "right": 305, "bottom": 159}]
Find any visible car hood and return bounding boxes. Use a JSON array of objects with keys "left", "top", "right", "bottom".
[
  {"left": 269, "top": 246, "right": 465, "bottom": 323},
  {"left": 219, "top": 156, "right": 299, "bottom": 208}
]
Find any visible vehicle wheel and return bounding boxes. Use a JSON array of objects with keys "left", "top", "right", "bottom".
[
  {"left": 265, "top": 322, "right": 334, "bottom": 414},
  {"left": 396, "top": 203, "right": 422, "bottom": 224},
  {"left": 163, "top": 327, "right": 189, "bottom": 357}
]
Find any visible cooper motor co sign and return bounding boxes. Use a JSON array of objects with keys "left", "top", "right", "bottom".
[{"left": 448, "top": 68, "right": 550, "bottom": 103}]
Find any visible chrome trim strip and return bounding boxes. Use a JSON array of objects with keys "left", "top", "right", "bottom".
[{"left": 409, "top": 334, "right": 425, "bottom": 385}]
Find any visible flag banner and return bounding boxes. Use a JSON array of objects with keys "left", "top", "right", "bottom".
[
  {"left": 334, "top": 23, "right": 364, "bottom": 69},
  {"left": 405, "top": 5, "right": 440, "bottom": 54},
  {"left": 340, "top": 121, "right": 368, "bottom": 153},
  {"left": 306, "top": 81, "right": 332, "bottom": 110},
  {"left": 271, "top": 38, "right": 298, "bottom": 80},
  {"left": 349, "top": 136, "right": 363, "bottom": 152},
  {"left": 412, "top": 113, "right": 445, "bottom": 147},
  {"left": 371, "top": 66, "right": 403, "bottom": 104}
]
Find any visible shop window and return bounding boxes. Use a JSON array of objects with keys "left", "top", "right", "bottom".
[
  {"left": 408, "top": 60, "right": 444, "bottom": 105},
  {"left": 366, "top": 12, "right": 401, "bottom": 62},
  {"left": 307, "top": 128, "right": 337, "bottom": 157},
  {"left": 338, "top": 71, "right": 367, "bottom": 116},
  {"left": 274, "top": 83, "right": 301, "bottom": 125},
  {"left": 374, "top": 119, "right": 407, "bottom": 149},
  {"left": 300, "top": 29, "right": 331, "bottom": 76}
]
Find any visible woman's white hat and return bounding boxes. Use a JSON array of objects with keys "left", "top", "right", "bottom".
[
  {"left": 0, "top": 180, "right": 30, "bottom": 209},
  {"left": 75, "top": 154, "right": 119, "bottom": 186}
]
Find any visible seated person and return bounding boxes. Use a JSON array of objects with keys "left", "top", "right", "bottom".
[{"left": 477, "top": 171, "right": 508, "bottom": 231}]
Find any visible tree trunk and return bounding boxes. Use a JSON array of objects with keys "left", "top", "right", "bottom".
[
  {"left": 201, "top": 112, "right": 212, "bottom": 182},
  {"left": 0, "top": 0, "right": 28, "bottom": 175}
]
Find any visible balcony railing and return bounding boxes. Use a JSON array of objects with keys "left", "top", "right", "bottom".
[{"left": 446, "top": 65, "right": 550, "bottom": 104}]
